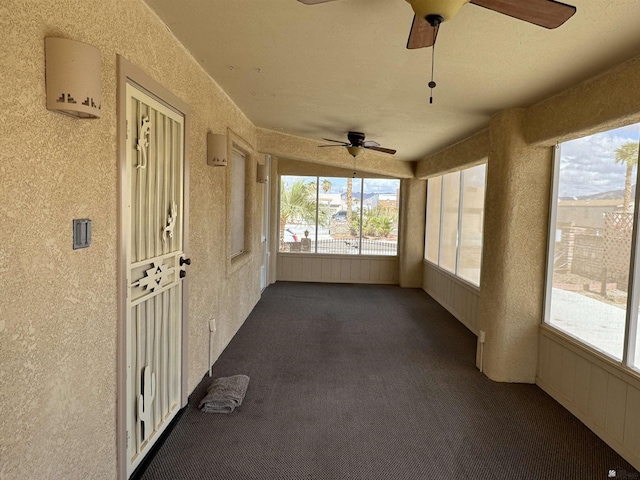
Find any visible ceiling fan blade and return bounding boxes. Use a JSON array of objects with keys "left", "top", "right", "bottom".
[
  {"left": 470, "top": 0, "right": 576, "bottom": 29},
  {"left": 297, "top": 0, "right": 337, "bottom": 4},
  {"left": 322, "top": 138, "right": 350, "bottom": 145},
  {"left": 406, "top": 14, "right": 436, "bottom": 50},
  {"left": 363, "top": 140, "right": 381, "bottom": 148},
  {"left": 318, "top": 144, "right": 348, "bottom": 148},
  {"left": 365, "top": 146, "right": 397, "bottom": 155}
]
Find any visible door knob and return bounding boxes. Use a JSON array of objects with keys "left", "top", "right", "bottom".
[{"left": 180, "top": 257, "right": 191, "bottom": 266}]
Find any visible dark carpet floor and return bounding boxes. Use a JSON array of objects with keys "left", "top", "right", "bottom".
[{"left": 136, "top": 282, "right": 639, "bottom": 479}]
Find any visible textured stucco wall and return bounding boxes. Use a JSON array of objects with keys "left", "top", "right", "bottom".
[
  {"left": 477, "top": 109, "right": 552, "bottom": 383},
  {"left": 277, "top": 158, "right": 396, "bottom": 179},
  {"left": 525, "top": 56, "right": 640, "bottom": 147},
  {"left": 414, "top": 128, "right": 489, "bottom": 179},
  {"left": 0, "top": 0, "right": 261, "bottom": 478},
  {"left": 398, "top": 178, "right": 426, "bottom": 287}
]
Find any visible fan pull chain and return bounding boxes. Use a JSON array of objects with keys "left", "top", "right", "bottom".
[{"left": 428, "top": 24, "right": 438, "bottom": 104}]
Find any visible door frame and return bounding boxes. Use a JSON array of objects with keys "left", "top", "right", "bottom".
[
  {"left": 116, "top": 56, "right": 190, "bottom": 479},
  {"left": 260, "top": 154, "right": 271, "bottom": 291}
]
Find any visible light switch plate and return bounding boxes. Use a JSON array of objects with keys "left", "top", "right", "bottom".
[{"left": 73, "top": 219, "right": 91, "bottom": 249}]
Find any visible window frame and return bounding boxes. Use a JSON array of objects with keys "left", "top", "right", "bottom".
[
  {"left": 457, "top": 164, "right": 487, "bottom": 286},
  {"left": 278, "top": 175, "right": 401, "bottom": 257},
  {"left": 439, "top": 170, "right": 461, "bottom": 274},
  {"left": 544, "top": 138, "right": 640, "bottom": 373},
  {"left": 230, "top": 148, "right": 246, "bottom": 258},
  {"left": 425, "top": 176, "right": 442, "bottom": 264},
  {"left": 424, "top": 163, "right": 487, "bottom": 288},
  {"left": 225, "top": 130, "right": 255, "bottom": 275}
]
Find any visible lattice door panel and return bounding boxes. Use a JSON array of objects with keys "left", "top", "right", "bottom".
[{"left": 604, "top": 212, "right": 633, "bottom": 282}]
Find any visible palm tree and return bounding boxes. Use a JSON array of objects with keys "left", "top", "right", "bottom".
[
  {"left": 319, "top": 179, "right": 333, "bottom": 225},
  {"left": 614, "top": 141, "right": 639, "bottom": 213},
  {"left": 279, "top": 179, "right": 317, "bottom": 248},
  {"left": 321, "top": 179, "right": 332, "bottom": 194}
]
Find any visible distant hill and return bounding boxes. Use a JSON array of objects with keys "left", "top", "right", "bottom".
[{"left": 560, "top": 184, "right": 635, "bottom": 201}]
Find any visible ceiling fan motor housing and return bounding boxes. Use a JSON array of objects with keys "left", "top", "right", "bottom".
[
  {"left": 347, "top": 131, "right": 366, "bottom": 147},
  {"left": 406, "top": 0, "right": 469, "bottom": 22}
]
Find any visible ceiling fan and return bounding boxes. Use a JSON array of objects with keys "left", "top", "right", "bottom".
[
  {"left": 319, "top": 132, "right": 397, "bottom": 158},
  {"left": 297, "top": 0, "right": 577, "bottom": 49}
]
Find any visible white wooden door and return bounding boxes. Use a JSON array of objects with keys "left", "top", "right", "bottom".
[{"left": 124, "top": 83, "right": 187, "bottom": 476}]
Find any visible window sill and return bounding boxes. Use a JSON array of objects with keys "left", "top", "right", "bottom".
[{"left": 227, "top": 249, "right": 252, "bottom": 277}]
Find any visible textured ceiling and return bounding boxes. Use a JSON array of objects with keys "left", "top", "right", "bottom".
[{"left": 144, "top": 0, "right": 640, "bottom": 161}]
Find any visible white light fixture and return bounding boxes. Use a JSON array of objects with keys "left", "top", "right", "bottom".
[
  {"left": 45, "top": 37, "right": 102, "bottom": 118},
  {"left": 347, "top": 146, "right": 364, "bottom": 158},
  {"left": 207, "top": 133, "right": 227, "bottom": 166},
  {"left": 256, "top": 164, "right": 268, "bottom": 183}
]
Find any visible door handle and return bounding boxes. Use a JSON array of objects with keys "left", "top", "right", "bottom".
[{"left": 180, "top": 257, "right": 191, "bottom": 266}]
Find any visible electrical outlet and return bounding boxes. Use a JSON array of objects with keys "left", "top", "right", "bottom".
[{"left": 478, "top": 330, "right": 486, "bottom": 343}]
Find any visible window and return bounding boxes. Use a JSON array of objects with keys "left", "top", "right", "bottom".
[
  {"left": 230, "top": 149, "right": 246, "bottom": 257},
  {"left": 458, "top": 165, "right": 487, "bottom": 285},
  {"left": 424, "top": 163, "right": 487, "bottom": 287},
  {"left": 545, "top": 124, "right": 640, "bottom": 370},
  {"left": 440, "top": 171, "right": 461, "bottom": 273},
  {"left": 279, "top": 175, "right": 400, "bottom": 256}
]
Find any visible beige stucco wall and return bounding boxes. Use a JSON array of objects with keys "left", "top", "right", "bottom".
[
  {"left": 414, "top": 129, "right": 489, "bottom": 180},
  {"left": 477, "top": 109, "right": 552, "bottom": 383},
  {"left": 0, "top": 0, "right": 261, "bottom": 478},
  {"left": 398, "top": 178, "right": 426, "bottom": 287},
  {"left": 525, "top": 56, "right": 640, "bottom": 147},
  {"left": 277, "top": 157, "right": 397, "bottom": 179}
]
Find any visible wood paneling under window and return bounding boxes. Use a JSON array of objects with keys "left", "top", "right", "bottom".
[
  {"left": 276, "top": 254, "right": 398, "bottom": 284},
  {"left": 537, "top": 329, "right": 640, "bottom": 472}
]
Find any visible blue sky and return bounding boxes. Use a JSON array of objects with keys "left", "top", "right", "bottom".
[{"left": 559, "top": 123, "right": 640, "bottom": 198}]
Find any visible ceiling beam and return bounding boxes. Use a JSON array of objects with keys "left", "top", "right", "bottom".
[
  {"left": 415, "top": 129, "right": 489, "bottom": 179},
  {"left": 526, "top": 56, "right": 640, "bottom": 147}
]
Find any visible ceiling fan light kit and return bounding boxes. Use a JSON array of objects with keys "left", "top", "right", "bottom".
[
  {"left": 346, "top": 146, "right": 364, "bottom": 158},
  {"left": 406, "top": 0, "right": 468, "bottom": 23}
]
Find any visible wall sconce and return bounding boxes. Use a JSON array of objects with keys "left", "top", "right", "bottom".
[
  {"left": 45, "top": 37, "right": 102, "bottom": 118},
  {"left": 256, "top": 164, "right": 268, "bottom": 183},
  {"left": 207, "top": 133, "right": 227, "bottom": 166}
]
